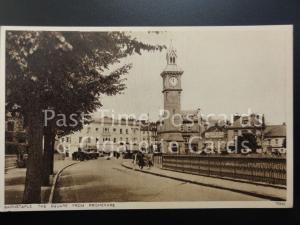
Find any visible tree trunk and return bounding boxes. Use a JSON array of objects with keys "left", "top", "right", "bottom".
[
  {"left": 50, "top": 134, "right": 55, "bottom": 174},
  {"left": 23, "top": 110, "right": 43, "bottom": 204},
  {"left": 42, "top": 126, "right": 52, "bottom": 186},
  {"left": 42, "top": 128, "right": 56, "bottom": 186}
]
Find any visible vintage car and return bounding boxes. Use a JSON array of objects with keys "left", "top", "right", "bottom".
[
  {"left": 86, "top": 149, "right": 99, "bottom": 159},
  {"left": 72, "top": 148, "right": 99, "bottom": 161}
]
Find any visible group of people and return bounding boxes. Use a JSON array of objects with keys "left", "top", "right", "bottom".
[{"left": 132, "top": 151, "right": 153, "bottom": 170}]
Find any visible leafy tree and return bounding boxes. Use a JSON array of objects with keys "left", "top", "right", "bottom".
[
  {"left": 6, "top": 31, "right": 164, "bottom": 203},
  {"left": 237, "top": 132, "right": 258, "bottom": 154}
]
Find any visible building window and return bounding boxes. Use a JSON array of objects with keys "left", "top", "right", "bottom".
[
  {"left": 113, "top": 138, "right": 116, "bottom": 143},
  {"left": 62, "top": 138, "right": 64, "bottom": 142},
  {"left": 113, "top": 128, "right": 116, "bottom": 132},
  {"left": 275, "top": 139, "right": 279, "bottom": 145},
  {"left": 95, "top": 128, "right": 99, "bottom": 131},
  {"left": 96, "top": 138, "right": 99, "bottom": 143},
  {"left": 126, "top": 138, "right": 129, "bottom": 143},
  {"left": 242, "top": 118, "right": 249, "bottom": 125},
  {"left": 87, "top": 137, "right": 91, "bottom": 143},
  {"left": 18, "top": 136, "right": 26, "bottom": 143},
  {"left": 66, "top": 137, "right": 69, "bottom": 143},
  {"left": 126, "top": 129, "right": 128, "bottom": 134},
  {"left": 171, "top": 143, "right": 178, "bottom": 152},
  {"left": 7, "top": 121, "right": 14, "bottom": 132},
  {"left": 120, "top": 129, "right": 122, "bottom": 134},
  {"left": 79, "top": 137, "right": 82, "bottom": 143}
]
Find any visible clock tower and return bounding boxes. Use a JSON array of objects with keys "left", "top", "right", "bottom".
[{"left": 159, "top": 43, "right": 185, "bottom": 153}]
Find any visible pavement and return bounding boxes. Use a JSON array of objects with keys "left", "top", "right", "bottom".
[
  {"left": 53, "top": 158, "right": 272, "bottom": 203},
  {"left": 122, "top": 160, "right": 286, "bottom": 201},
  {"left": 5, "top": 158, "right": 75, "bottom": 204}
]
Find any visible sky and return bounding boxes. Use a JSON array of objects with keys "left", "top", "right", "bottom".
[{"left": 95, "top": 26, "right": 292, "bottom": 125}]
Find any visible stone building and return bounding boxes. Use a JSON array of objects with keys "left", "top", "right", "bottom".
[
  {"left": 199, "top": 124, "right": 227, "bottom": 153},
  {"left": 262, "top": 124, "right": 286, "bottom": 154},
  {"left": 226, "top": 113, "right": 265, "bottom": 150},
  {"left": 57, "top": 116, "right": 157, "bottom": 155},
  {"left": 5, "top": 113, "right": 27, "bottom": 154}
]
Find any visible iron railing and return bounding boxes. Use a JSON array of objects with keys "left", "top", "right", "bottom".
[{"left": 154, "top": 154, "right": 286, "bottom": 185}]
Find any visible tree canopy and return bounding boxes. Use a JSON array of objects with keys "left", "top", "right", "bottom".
[
  {"left": 5, "top": 30, "right": 165, "bottom": 203},
  {"left": 6, "top": 31, "right": 164, "bottom": 132}
]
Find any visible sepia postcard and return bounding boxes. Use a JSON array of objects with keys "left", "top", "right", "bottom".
[{"left": 0, "top": 25, "right": 293, "bottom": 211}]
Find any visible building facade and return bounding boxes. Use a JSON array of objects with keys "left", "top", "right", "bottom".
[
  {"left": 199, "top": 125, "right": 227, "bottom": 153},
  {"left": 5, "top": 113, "right": 27, "bottom": 154},
  {"left": 226, "top": 114, "right": 265, "bottom": 150},
  {"left": 262, "top": 124, "right": 286, "bottom": 154},
  {"left": 57, "top": 117, "right": 157, "bottom": 155}
]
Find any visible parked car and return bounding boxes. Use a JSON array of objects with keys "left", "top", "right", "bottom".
[
  {"left": 98, "top": 151, "right": 105, "bottom": 157},
  {"left": 72, "top": 148, "right": 99, "bottom": 161},
  {"left": 86, "top": 149, "right": 99, "bottom": 159}
]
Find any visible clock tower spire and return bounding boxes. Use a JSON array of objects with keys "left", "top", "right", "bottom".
[{"left": 159, "top": 42, "right": 184, "bottom": 153}]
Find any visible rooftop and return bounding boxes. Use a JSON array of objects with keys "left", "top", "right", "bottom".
[{"left": 264, "top": 125, "right": 286, "bottom": 137}]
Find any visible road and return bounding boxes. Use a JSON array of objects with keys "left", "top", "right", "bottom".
[{"left": 53, "top": 158, "right": 265, "bottom": 203}]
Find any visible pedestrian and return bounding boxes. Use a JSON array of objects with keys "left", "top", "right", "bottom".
[{"left": 136, "top": 150, "right": 145, "bottom": 170}]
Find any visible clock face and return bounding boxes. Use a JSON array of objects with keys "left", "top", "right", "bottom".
[{"left": 169, "top": 76, "right": 178, "bottom": 87}]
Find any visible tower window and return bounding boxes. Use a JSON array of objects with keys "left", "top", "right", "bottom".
[{"left": 169, "top": 57, "right": 175, "bottom": 64}]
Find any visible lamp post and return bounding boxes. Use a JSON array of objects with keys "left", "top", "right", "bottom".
[{"left": 147, "top": 113, "right": 150, "bottom": 153}]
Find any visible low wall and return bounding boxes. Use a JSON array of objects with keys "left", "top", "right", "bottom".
[{"left": 154, "top": 154, "right": 286, "bottom": 185}]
